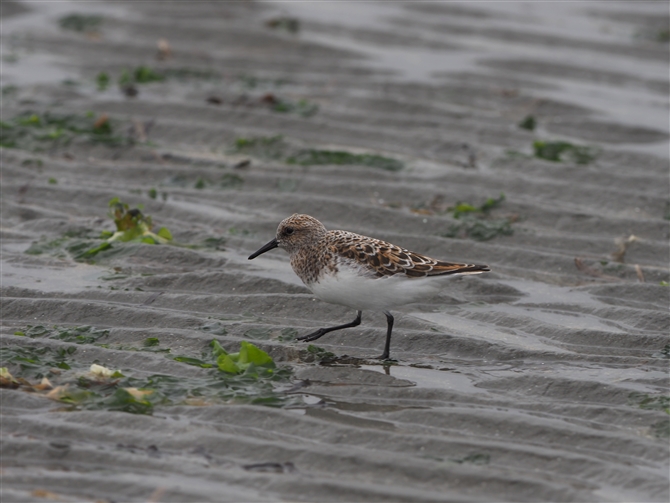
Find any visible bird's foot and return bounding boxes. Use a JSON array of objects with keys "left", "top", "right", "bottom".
[{"left": 296, "top": 329, "right": 327, "bottom": 342}]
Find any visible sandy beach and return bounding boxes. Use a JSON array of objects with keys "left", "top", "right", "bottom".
[{"left": 1, "top": 1, "right": 669, "bottom": 501}]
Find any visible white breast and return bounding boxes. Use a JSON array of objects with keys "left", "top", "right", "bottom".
[{"left": 307, "top": 262, "right": 458, "bottom": 312}]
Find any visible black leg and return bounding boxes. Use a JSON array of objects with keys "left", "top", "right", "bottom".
[
  {"left": 376, "top": 311, "right": 394, "bottom": 360},
  {"left": 297, "top": 311, "right": 362, "bottom": 342}
]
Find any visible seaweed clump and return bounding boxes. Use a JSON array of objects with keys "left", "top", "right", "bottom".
[
  {"left": 1, "top": 338, "right": 297, "bottom": 414},
  {"left": 25, "top": 198, "right": 173, "bottom": 262},
  {"left": 442, "top": 193, "right": 515, "bottom": 241},
  {"left": 0, "top": 111, "right": 128, "bottom": 150},
  {"left": 533, "top": 140, "right": 599, "bottom": 165},
  {"left": 231, "top": 135, "right": 403, "bottom": 171}
]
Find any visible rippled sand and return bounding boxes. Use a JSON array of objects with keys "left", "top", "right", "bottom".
[{"left": 2, "top": 1, "right": 669, "bottom": 502}]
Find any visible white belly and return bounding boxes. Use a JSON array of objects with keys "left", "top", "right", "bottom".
[{"left": 307, "top": 265, "right": 454, "bottom": 312}]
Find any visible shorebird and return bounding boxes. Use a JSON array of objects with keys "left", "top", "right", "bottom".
[{"left": 249, "top": 214, "right": 490, "bottom": 359}]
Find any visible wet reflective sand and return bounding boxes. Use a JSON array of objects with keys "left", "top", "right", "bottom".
[{"left": 1, "top": 1, "right": 668, "bottom": 502}]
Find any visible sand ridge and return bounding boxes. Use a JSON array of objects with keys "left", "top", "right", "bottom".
[{"left": 1, "top": 1, "right": 669, "bottom": 502}]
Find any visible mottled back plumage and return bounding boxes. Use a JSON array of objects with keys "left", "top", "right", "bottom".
[{"left": 328, "top": 230, "right": 489, "bottom": 279}]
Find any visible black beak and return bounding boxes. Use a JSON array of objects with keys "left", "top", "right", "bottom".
[{"left": 248, "top": 238, "right": 279, "bottom": 260}]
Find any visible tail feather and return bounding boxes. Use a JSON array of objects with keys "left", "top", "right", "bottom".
[{"left": 429, "top": 263, "right": 490, "bottom": 277}]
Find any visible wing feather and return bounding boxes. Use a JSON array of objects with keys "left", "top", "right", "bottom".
[{"left": 330, "top": 231, "right": 490, "bottom": 279}]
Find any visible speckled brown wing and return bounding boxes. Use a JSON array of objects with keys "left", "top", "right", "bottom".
[{"left": 329, "top": 231, "right": 490, "bottom": 278}]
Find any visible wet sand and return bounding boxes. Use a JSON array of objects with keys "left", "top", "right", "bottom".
[{"left": 1, "top": 1, "right": 669, "bottom": 502}]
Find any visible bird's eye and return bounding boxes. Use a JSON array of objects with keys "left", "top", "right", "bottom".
[{"left": 285, "top": 227, "right": 294, "bottom": 235}]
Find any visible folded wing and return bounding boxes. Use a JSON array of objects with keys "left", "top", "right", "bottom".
[{"left": 331, "top": 231, "right": 490, "bottom": 279}]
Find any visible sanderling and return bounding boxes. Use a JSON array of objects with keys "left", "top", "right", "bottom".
[{"left": 248, "top": 214, "right": 490, "bottom": 360}]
